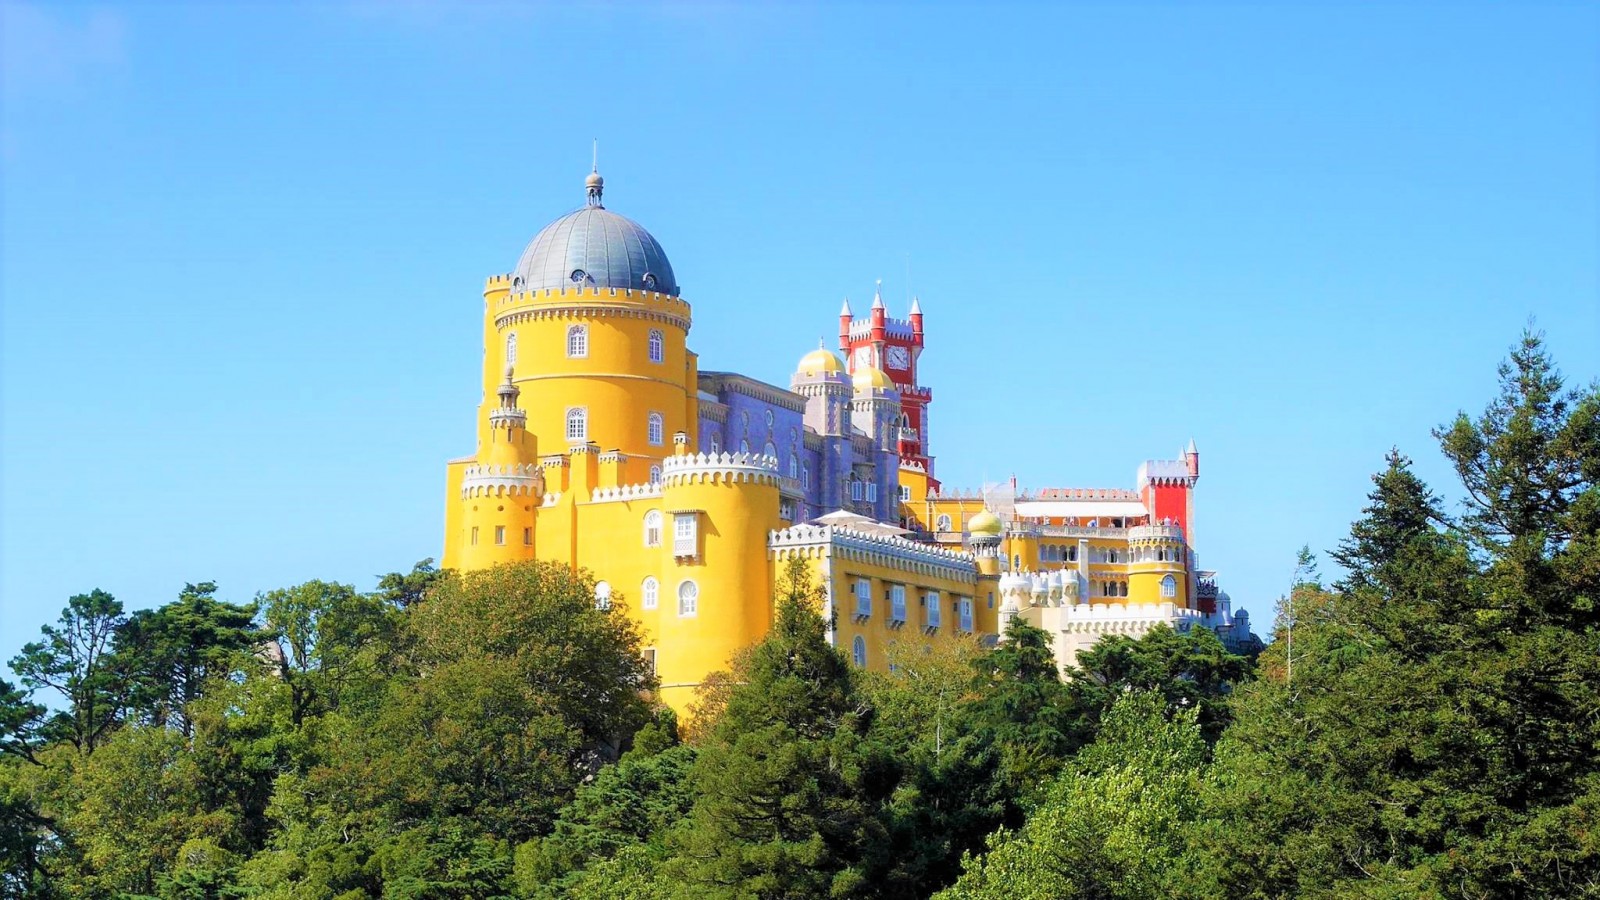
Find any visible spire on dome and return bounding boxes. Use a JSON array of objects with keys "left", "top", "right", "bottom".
[{"left": 584, "top": 142, "right": 604, "bottom": 208}]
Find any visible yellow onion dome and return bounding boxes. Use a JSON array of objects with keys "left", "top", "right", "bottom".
[
  {"left": 797, "top": 347, "right": 845, "bottom": 376},
  {"left": 968, "top": 510, "right": 1003, "bottom": 536},
  {"left": 852, "top": 365, "right": 895, "bottom": 391}
]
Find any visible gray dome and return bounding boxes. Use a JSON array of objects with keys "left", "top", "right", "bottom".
[{"left": 512, "top": 176, "right": 678, "bottom": 296}]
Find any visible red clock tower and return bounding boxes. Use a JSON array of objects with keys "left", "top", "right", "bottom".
[{"left": 839, "top": 282, "right": 937, "bottom": 487}]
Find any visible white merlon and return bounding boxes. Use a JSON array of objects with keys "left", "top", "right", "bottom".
[
  {"left": 662, "top": 451, "right": 780, "bottom": 487},
  {"left": 587, "top": 482, "right": 665, "bottom": 504},
  {"left": 460, "top": 463, "right": 543, "bottom": 498}
]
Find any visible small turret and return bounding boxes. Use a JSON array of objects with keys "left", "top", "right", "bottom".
[
  {"left": 909, "top": 295, "right": 923, "bottom": 339},
  {"left": 838, "top": 298, "right": 852, "bottom": 349}
]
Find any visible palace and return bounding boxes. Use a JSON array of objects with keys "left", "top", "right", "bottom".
[{"left": 442, "top": 169, "right": 1256, "bottom": 712}]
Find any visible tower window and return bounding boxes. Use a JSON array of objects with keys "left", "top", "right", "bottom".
[
  {"left": 642, "top": 576, "right": 659, "bottom": 610},
  {"left": 649, "top": 465, "right": 662, "bottom": 484},
  {"left": 523, "top": 527, "right": 532, "bottom": 545},
  {"left": 648, "top": 412, "right": 665, "bottom": 446},
  {"left": 566, "top": 407, "right": 588, "bottom": 442},
  {"left": 852, "top": 635, "right": 867, "bottom": 668},
  {"left": 677, "top": 580, "right": 698, "bottom": 617},
  {"left": 567, "top": 324, "right": 588, "bottom": 358},
  {"left": 936, "top": 514, "right": 951, "bottom": 532},
  {"left": 470, "top": 526, "right": 478, "bottom": 545},
  {"left": 763, "top": 441, "right": 777, "bottom": 461},
  {"left": 648, "top": 329, "right": 664, "bottom": 363},
  {"left": 494, "top": 525, "right": 505, "bottom": 545},
  {"left": 505, "top": 332, "right": 517, "bottom": 365},
  {"left": 594, "top": 581, "right": 611, "bottom": 610},
  {"left": 643, "top": 510, "right": 663, "bottom": 547},
  {"left": 789, "top": 454, "right": 800, "bottom": 479},
  {"left": 1161, "top": 575, "right": 1177, "bottom": 599}
]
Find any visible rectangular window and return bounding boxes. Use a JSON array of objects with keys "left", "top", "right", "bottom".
[
  {"left": 470, "top": 526, "right": 478, "bottom": 545},
  {"left": 673, "top": 513, "right": 698, "bottom": 557},
  {"left": 959, "top": 597, "right": 974, "bottom": 632},
  {"left": 850, "top": 481, "right": 864, "bottom": 501},
  {"left": 866, "top": 483, "right": 878, "bottom": 502},
  {"left": 900, "top": 485, "right": 912, "bottom": 501},
  {"left": 523, "top": 527, "right": 533, "bottom": 545},
  {"left": 494, "top": 525, "right": 505, "bottom": 545},
  {"left": 889, "top": 585, "right": 907, "bottom": 623},
  {"left": 780, "top": 499, "right": 797, "bottom": 521},
  {"left": 925, "top": 591, "right": 941, "bottom": 629},
  {"left": 643, "top": 648, "right": 656, "bottom": 675},
  {"left": 855, "top": 578, "right": 872, "bottom": 618}
]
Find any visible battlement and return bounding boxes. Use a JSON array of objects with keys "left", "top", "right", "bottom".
[
  {"left": 846, "top": 318, "right": 918, "bottom": 341},
  {"left": 461, "top": 462, "right": 543, "bottom": 498},
  {"left": 484, "top": 274, "right": 513, "bottom": 291},
  {"left": 588, "top": 481, "right": 665, "bottom": 504},
  {"left": 661, "top": 451, "right": 780, "bottom": 487},
  {"left": 1048, "top": 602, "right": 1211, "bottom": 636},
  {"left": 999, "top": 569, "right": 1082, "bottom": 605},
  {"left": 491, "top": 285, "right": 693, "bottom": 328},
  {"left": 1030, "top": 487, "right": 1143, "bottom": 501},
  {"left": 1137, "top": 458, "right": 1195, "bottom": 488}
]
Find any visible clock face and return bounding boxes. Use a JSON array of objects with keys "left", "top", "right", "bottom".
[
  {"left": 885, "top": 346, "right": 911, "bottom": 370},
  {"left": 853, "top": 346, "right": 874, "bottom": 368}
]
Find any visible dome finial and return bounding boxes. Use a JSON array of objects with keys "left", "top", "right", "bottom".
[{"left": 585, "top": 139, "right": 604, "bottom": 208}]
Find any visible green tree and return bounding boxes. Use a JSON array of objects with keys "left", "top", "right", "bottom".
[
  {"left": 258, "top": 579, "right": 391, "bottom": 727},
  {"left": 116, "top": 582, "right": 261, "bottom": 736},
  {"left": 10, "top": 590, "right": 127, "bottom": 754},
  {"left": 938, "top": 691, "right": 1208, "bottom": 900},
  {"left": 1066, "top": 623, "right": 1251, "bottom": 745},
  {"left": 669, "top": 558, "right": 895, "bottom": 898}
]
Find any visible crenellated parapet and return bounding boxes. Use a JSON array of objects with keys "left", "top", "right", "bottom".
[
  {"left": 588, "top": 481, "right": 665, "bottom": 504},
  {"left": 461, "top": 462, "right": 545, "bottom": 498},
  {"left": 492, "top": 286, "right": 693, "bottom": 332},
  {"left": 1052, "top": 602, "right": 1210, "bottom": 636},
  {"left": 999, "top": 569, "right": 1082, "bottom": 609},
  {"left": 662, "top": 451, "right": 780, "bottom": 487}
]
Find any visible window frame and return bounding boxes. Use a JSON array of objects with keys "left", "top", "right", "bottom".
[
  {"left": 566, "top": 324, "right": 588, "bottom": 358},
  {"left": 677, "top": 580, "right": 698, "bottom": 617}
]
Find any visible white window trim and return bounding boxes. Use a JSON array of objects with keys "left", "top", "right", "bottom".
[
  {"left": 648, "top": 412, "right": 664, "bottom": 446},
  {"left": 566, "top": 324, "right": 588, "bottom": 358},
  {"left": 566, "top": 406, "right": 588, "bottom": 442},
  {"left": 648, "top": 329, "right": 664, "bottom": 363},
  {"left": 641, "top": 576, "right": 659, "bottom": 610},
  {"left": 677, "top": 580, "right": 699, "bottom": 617}
]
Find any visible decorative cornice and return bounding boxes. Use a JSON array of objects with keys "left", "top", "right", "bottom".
[
  {"left": 769, "top": 523, "right": 977, "bottom": 583},
  {"left": 698, "top": 372, "right": 808, "bottom": 413}
]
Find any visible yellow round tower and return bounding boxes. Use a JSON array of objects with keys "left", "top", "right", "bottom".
[
  {"left": 483, "top": 169, "right": 697, "bottom": 481},
  {"left": 1126, "top": 523, "right": 1188, "bottom": 606},
  {"left": 653, "top": 444, "right": 784, "bottom": 712}
]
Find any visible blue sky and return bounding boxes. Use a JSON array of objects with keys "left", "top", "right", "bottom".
[{"left": 3, "top": 1, "right": 1596, "bottom": 661}]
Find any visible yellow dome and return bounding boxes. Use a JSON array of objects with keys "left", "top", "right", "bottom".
[
  {"left": 968, "top": 510, "right": 1003, "bottom": 536},
  {"left": 852, "top": 365, "right": 895, "bottom": 391},
  {"left": 797, "top": 348, "right": 844, "bottom": 376}
]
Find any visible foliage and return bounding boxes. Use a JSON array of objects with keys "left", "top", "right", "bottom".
[{"left": 5, "top": 329, "right": 1596, "bottom": 900}]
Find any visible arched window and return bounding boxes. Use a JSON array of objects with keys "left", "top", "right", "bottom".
[
  {"left": 566, "top": 324, "right": 588, "bottom": 358},
  {"left": 852, "top": 635, "right": 867, "bottom": 668},
  {"left": 505, "top": 331, "right": 517, "bottom": 365},
  {"left": 1068, "top": 545, "right": 1078, "bottom": 562},
  {"left": 789, "top": 454, "right": 800, "bottom": 479},
  {"left": 643, "top": 510, "right": 662, "bottom": 547},
  {"left": 641, "top": 576, "right": 659, "bottom": 610},
  {"left": 648, "top": 412, "right": 664, "bottom": 445},
  {"left": 801, "top": 465, "right": 809, "bottom": 488},
  {"left": 1161, "top": 575, "right": 1177, "bottom": 599},
  {"left": 594, "top": 581, "right": 612, "bottom": 610},
  {"left": 566, "top": 407, "right": 587, "bottom": 441},
  {"left": 936, "top": 514, "right": 952, "bottom": 532},
  {"left": 677, "top": 580, "right": 698, "bottom": 617},
  {"left": 648, "top": 329, "right": 664, "bottom": 363},
  {"left": 649, "top": 465, "right": 662, "bottom": 484},
  {"left": 708, "top": 434, "right": 720, "bottom": 453},
  {"left": 739, "top": 439, "right": 750, "bottom": 454},
  {"left": 763, "top": 441, "right": 777, "bottom": 461}
]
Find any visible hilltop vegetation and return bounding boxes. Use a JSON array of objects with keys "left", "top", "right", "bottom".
[{"left": 3, "top": 331, "right": 1597, "bottom": 899}]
